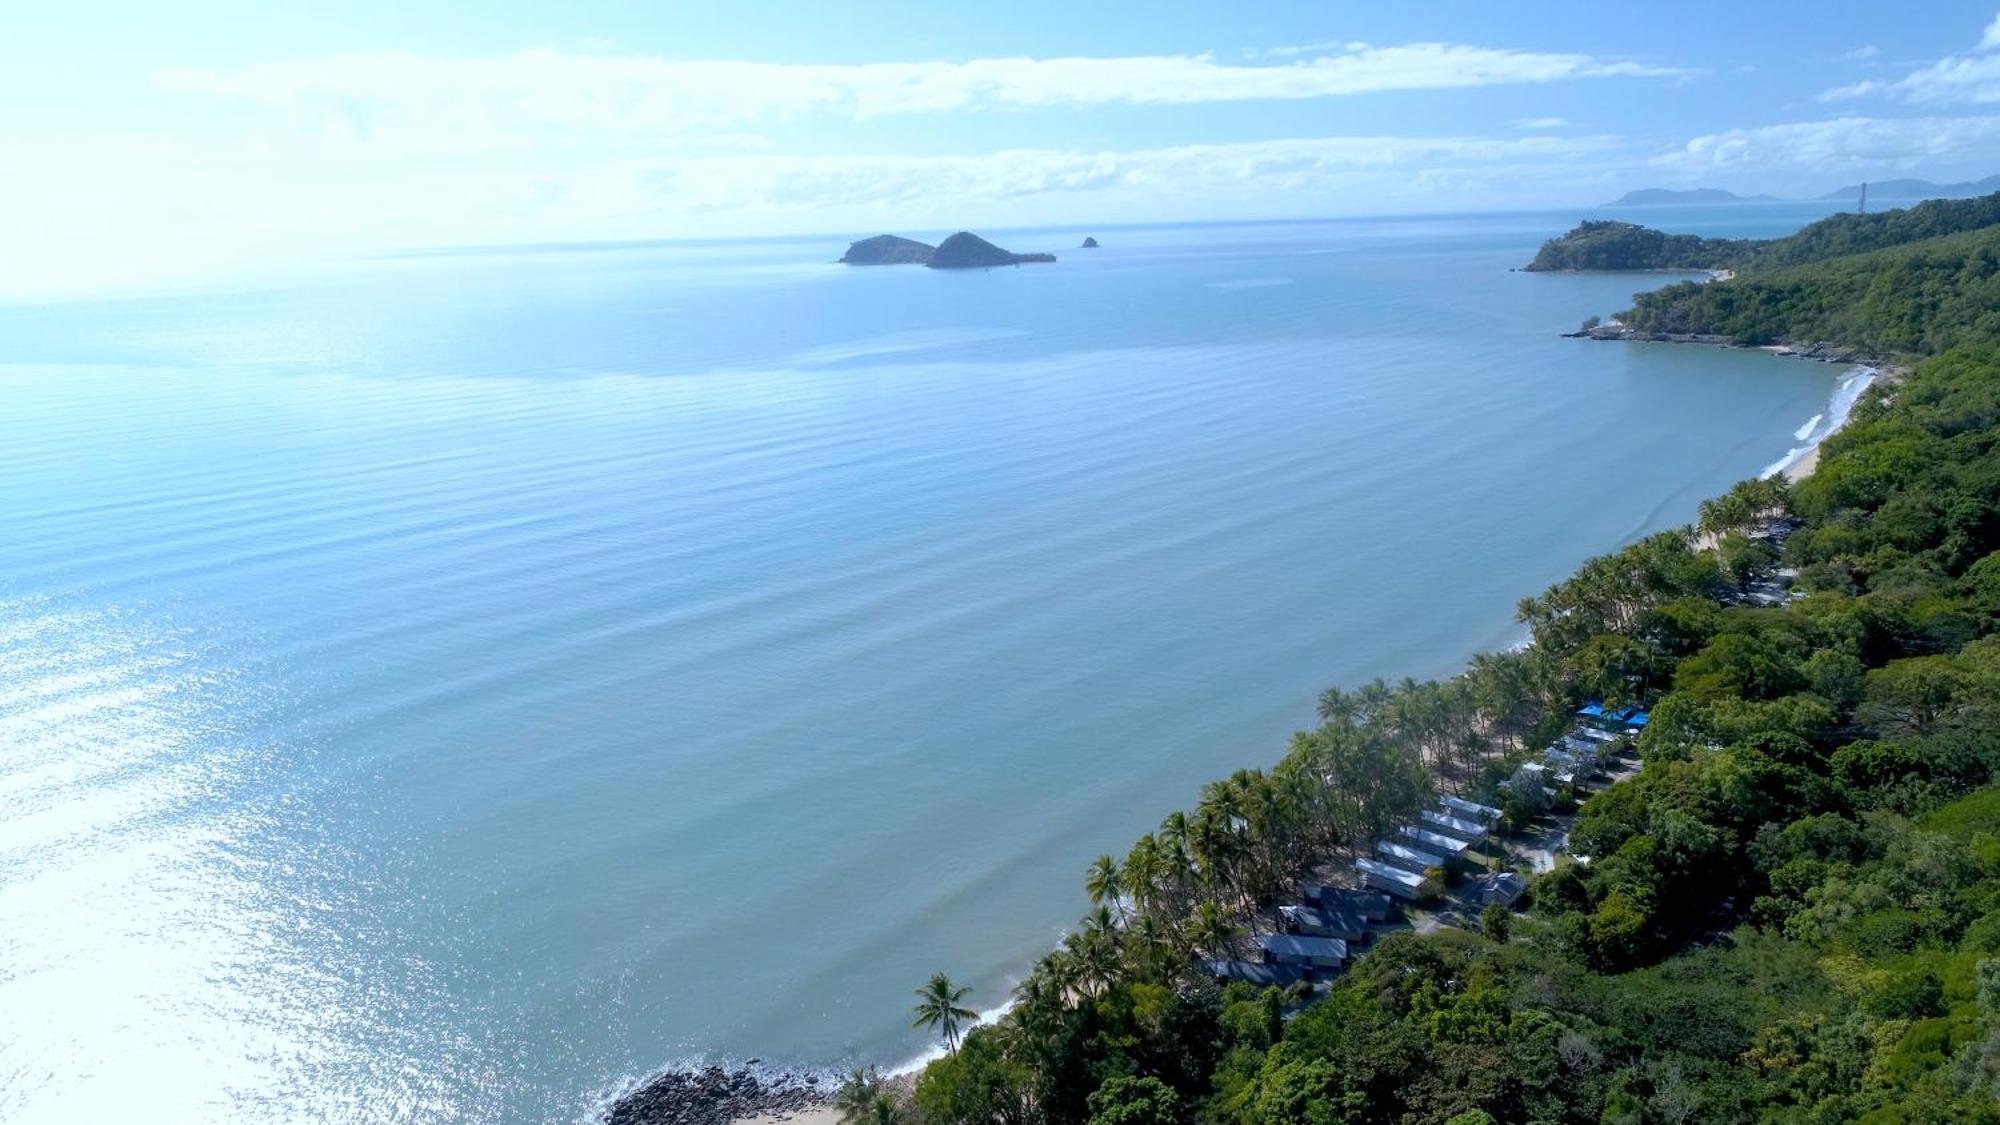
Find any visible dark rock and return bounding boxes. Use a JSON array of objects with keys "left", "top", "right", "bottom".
[
  {"left": 840, "top": 234, "right": 935, "bottom": 265},
  {"left": 606, "top": 1065, "right": 830, "bottom": 1125},
  {"left": 1080, "top": 236, "right": 1099, "bottom": 248},
  {"left": 927, "top": 231, "right": 1056, "bottom": 269}
]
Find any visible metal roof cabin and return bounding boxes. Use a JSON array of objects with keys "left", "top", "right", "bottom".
[
  {"left": 1278, "top": 903, "right": 1366, "bottom": 941},
  {"left": 1475, "top": 871, "right": 1530, "bottom": 908},
  {"left": 1355, "top": 857, "right": 1428, "bottom": 900},
  {"left": 1419, "top": 809, "right": 1489, "bottom": 842},
  {"left": 1256, "top": 932, "right": 1348, "bottom": 968},
  {"left": 1376, "top": 838, "right": 1447, "bottom": 873},
  {"left": 1439, "top": 795, "right": 1501, "bottom": 823},
  {"left": 1319, "top": 887, "right": 1393, "bottom": 922},
  {"left": 1400, "top": 824, "right": 1472, "bottom": 858},
  {"left": 1578, "top": 701, "right": 1650, "bottom": 730},
  {"left": 1205, "top": 959, "right": 1307, "bottom": 987}
]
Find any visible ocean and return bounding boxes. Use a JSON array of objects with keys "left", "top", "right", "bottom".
[{"left": 0, "top": 202, "right": 1865, "bottom": 1121}]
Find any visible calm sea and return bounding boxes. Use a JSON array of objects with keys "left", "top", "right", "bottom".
[{"left": 0, "top": 203, "right": 1861, "bottom": 1121}]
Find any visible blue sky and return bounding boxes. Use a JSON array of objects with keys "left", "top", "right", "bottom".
[{"left": 9, "top": 1, "right": 2000, "bottom": 287}]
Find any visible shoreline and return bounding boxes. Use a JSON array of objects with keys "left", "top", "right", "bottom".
[
  {"left": 603, "top": 1064, "right": 835, "bottom": 1125},
  {"left": 608, "top": 312, "right": 1890, "bottom": 1125},
  {"left": 1560, "top": 324, "right": 1896, "bottom": 483},
  {"left": 608, "top": 345, "right": 1888, "bottom": 1125},
  {"left": 1772, "top": 364, "right": 1881, "bottom": 482}
]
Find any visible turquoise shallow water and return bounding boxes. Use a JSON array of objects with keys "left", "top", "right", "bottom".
[{"left": 1, "top": 204, "right": 1857, "bottom": 1121}]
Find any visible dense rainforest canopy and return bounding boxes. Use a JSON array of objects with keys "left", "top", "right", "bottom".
[
  {"left": 1526, "top": 192, "right": 2000, "bottom": 276},
  {"left": 1523, "top": 220, "right": 1755, "bottom": 272},
  {"left": 868, "top": 206, "right": 2000, "bottom": 1125}
]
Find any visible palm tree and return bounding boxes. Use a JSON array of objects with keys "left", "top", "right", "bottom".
[
  {"left": 1064, "top": 922, "right": 1122, "bottom": 996},
  {"left": 1185, "top": 900, "right": 1242, "bottom": 957},
  {"left": 1123, "top": 834, "right": 1164, "bottom": 915},
  {"left": 911, "top": 972, "right": 978, "bottom": 1055},
  {"left": 1085, "top": 854, "right": 1126, "bottom": 921},
  {"left": 831, "top": 1068, "right": 885, "bottom": 1124},
  {"left": 1010, "top": 970, "right": 1067, "bottom": 1037}
]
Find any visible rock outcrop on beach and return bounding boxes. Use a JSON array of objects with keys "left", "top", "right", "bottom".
[
  {"left": 1080, "top": 236, "right": 1099, "bottom": 248},
  {"left": 606, "top": 1065, "right": 826, "bottom": 1125},
  {"left": 1564, "top": 324, "right": 1878, "bottom": 364},
  {"left": 926, "top": 231, "right": 1056, "bottom": 269},
  {"left": 839, "top": 234, "right": 936, "bottom": 265}
]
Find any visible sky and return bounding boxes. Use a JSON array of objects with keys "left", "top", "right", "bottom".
[{"left": 9, "top": 0, "right": 2000, "bottom": 290}]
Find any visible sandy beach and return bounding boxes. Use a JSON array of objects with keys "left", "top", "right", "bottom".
[
  {"left": 733, "top": 1109, "right": 841, "bottom": 1125},
  {"left": 1783, "top": 444, "right": 1822, "bottom": 482}
]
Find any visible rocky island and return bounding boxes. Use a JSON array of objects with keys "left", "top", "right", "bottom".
[
  {"left": 1080, "top": 236, "right": 1099, "bottom": 248},
  {"left": 836, "top": 231, "right": 1057, "bottom": 268},
  {"left": 838, "top": 234, "right": 937, "bottom": 265},
  {"left": 926, "top": 231, "right": 1055, "bottom": 269}
]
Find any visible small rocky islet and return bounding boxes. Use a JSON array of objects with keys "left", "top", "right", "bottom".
[{"left": 837, "top": 230, "right": 1056, "bottom": 269}]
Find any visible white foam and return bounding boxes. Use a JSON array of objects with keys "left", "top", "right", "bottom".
[
  {"left": 1762, "top": 366, "right": 1877, "bottom": 478},
  {"left": 886, "top": 996, "right": 1020, "bottom": 1077}
]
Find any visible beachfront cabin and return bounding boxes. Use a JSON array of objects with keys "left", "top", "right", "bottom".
[
  {"left": 1400, "top": 825, "right": 1473, "bottom": 859},
  {"left": 1506, "top": 760, "right": 1560, "bottom": 801},
  {"left": 1355, "top": 857, "right": 1429, "bottom": 900},
  {"left": 1376, "top": 838, "right": 1447, "bottom": 874},
  {"left": 1540, "top": 752, "right": 1579, "bottom": 787},
  {"left": 1205, "top": 959, "right": 1307, "bottom": 988},
  {"left": 1475, "top": 871, "right": 1530, "bottom": 909},
  {"left": 1319, "top": 887, "right": 1393, "bottom": 923},
  {"left": 1419, "top": 809, "right": 1489, "bottom": 843},
  {"left": 1439, "top": 795, "right": 1501, "bottom": 824},
  {"left": 1559, "top": 733, "right": 1601, "bottom": 758},
  {"left": 1256, "top": 932, "right": 1348, "bottom": 969},
  {"left": 1278, "top": 903, "right": 1366, "bottom": 942},
  {"left": 1573, "top": 726, "right": 1626, "bottom": 755},
  {"left": 1552, "top": 737, "right": 1602, "bottom": 775},
  {"left": 1578, "top": 701, "right": 1650, "bottom": 733}
]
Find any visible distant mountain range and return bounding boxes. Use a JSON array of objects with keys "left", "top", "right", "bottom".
[
  {"left": 1606, "top": 188, "right": 1781, "bottom": 206},
  {"left": 1814, "top": 175, "right": 2000, "bottom": 201},
  {"left": 1603, "top": 175, "right": 2000, "bottom": 207}
]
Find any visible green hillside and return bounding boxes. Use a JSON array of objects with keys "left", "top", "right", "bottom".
[
  {"left": 1523, "top": 220, "right": 1753, "bottom": 271},
  {"left": 875, "top": 210, "right": 2000, "bottom": 1125},
  {"left": 1622, "top": 224, "right": 2000, "bottom": 354},
  {"left": 1527, "top": 192, "right": 2000, "bottom": 281}
]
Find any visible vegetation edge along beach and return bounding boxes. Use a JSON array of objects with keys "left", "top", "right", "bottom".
[{"left": 614, "top": 194, "right": 2000, "bottom": 1124}]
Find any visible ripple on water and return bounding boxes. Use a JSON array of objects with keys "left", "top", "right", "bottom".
[{"left": 0, "top": 594, "right": 485, "bottom": 1122}]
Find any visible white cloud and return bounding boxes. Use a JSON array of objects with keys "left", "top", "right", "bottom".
[
  {"left": 1263, "top": 40, "right": 1372, "bottom": 58},
  {"left": 1517, "top": 116, "right": 1571, "bottom": 129},
  {"left": 155, "top": 44, "right": 1690, "bottom": 149},
  {"left": 1652, "top": 114, "right": 2000, "bottom": 175},
  {"left": 1839, "top": 45, "right": 1881, "bottom": 63},
  {"left": 0, "top": 127, "right": 1633, "bottom": 294},
  {"left": 1820, "top": 54, "right": 2000, "bottom": 104},
  {"left": 1819, "top": 12, "right": 2000, "bottom": 103},
  {"left": 610, "top": 133, "right": 1624, "bottom": 214}
]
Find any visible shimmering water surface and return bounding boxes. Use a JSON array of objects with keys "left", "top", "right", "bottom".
[{"left": 0, "top": 204, "right": 1859, "bottom": 1121}]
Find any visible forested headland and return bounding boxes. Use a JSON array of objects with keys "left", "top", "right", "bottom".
[{"left": 843, "top": 202, "right": 2000, "bottom": 1125}]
